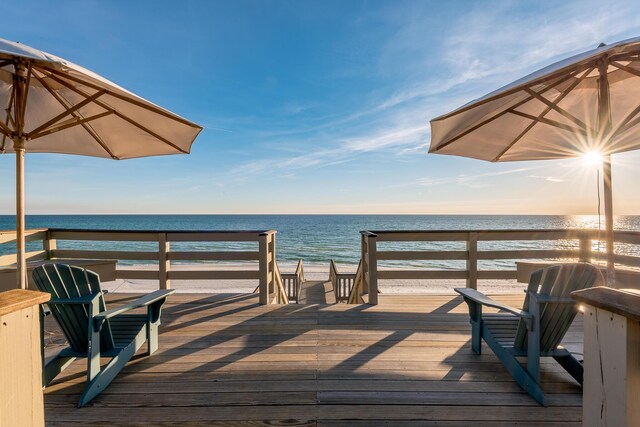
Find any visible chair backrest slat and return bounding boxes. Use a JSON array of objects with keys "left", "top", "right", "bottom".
[
  {"left": 514, "top": 263, "right": 602, "bottom": 352},
  {"left": 33, "top": 264, "right": 115, "bottom": 353}
]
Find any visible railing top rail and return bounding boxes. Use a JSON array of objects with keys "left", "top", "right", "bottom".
[
  {"left": 0, "top": 228, "right": 49, "bottom": 234},
  {"left": 329, "top": 259, "right": 337, "bottom": 273},
  {"left": 362, "top": 228, "right": 601, "bottom": 234},
  {"left": 44, "top": 228, "right": 276, "bottom": 235},
  {"left": 361, "top": 228, "right": 640, "bottom": 241}
]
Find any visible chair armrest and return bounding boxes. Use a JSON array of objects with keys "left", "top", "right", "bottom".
[
  {"left": 455, "top": 288, "right": 531, "bottom": 318},
  {"left": 94, "top": 289, "right": 175, "bottom": 322},
  {"left": 47, "top": 293, "right": 101, "bottom": 305}
]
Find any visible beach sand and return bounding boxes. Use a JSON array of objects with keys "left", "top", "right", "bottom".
[{"left": 103, "top": 261, "right": 527, "bottom": 295}]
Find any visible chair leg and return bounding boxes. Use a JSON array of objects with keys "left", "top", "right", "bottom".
[
  {"left": 554, "top": 354, "right": 584, "bottom": 385},
  {"left": 147, "top": 299, "right": 167, "bottom": 355},
  {"left": 482, "top": 326, "right": 546, "bottom": 405},
  {"left": 527, "top": 325, "right": 541, "bottom": 385},
  {"left": 147, "top": 320, "right": 159, "bottom": 355},
  {"left": 471, "top": 319, "right": 482, "bottom": 354},
  {"left": 78, "top": 330, "right": 146, "bottom": 407},
  {"left": 44, "top": 355, "right": 76, "bottom": 386},
  {"left": 464, "top": 299, "right": 482, "bottom": 354}
]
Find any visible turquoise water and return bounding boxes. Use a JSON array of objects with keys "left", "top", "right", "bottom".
[{"left": 1, "top": 215, "right": 638, "bottom": 269}]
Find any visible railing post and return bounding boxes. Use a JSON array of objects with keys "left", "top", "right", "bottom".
[
  {"left": 259, "top": 233, "right": 269, "bottom": 305},
  {"left": 579, "top": 231, "right": 592, "bottom": 263},
  {"left": 361, "top": 233, "right": 369, "bottom": 296},
  {"left": 467, "top": 232, "right": 478, "bottom": 290},
  {"left": 367, "top": 233, "right": 378, "bottom": 305},
  {"left": 268, "top": 233, "right": 277, "bottom": 302},
  {"left": 158, "top": 233, "right": 170, "bottom": 290},
  {"left": 43, "top": 229, "right": 56, "bottom": 260}
]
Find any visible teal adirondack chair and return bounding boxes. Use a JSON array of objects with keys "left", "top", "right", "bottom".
[
  {"left": 455, "top": 263, "right": 602, "bottom": 405},
  {"left": 33, "top": 263, "right": 175, "bottom": 407}
]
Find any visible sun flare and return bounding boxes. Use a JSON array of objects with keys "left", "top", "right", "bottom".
[{"left": 582, "top": 150, "right": 603, "bottom": 166}]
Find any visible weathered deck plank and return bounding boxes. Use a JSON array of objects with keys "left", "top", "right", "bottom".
[{"left": 43, "top": 293, "right": 584, "bottom": 425}]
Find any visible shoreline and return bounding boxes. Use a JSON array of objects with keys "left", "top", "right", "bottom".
[{"left": 104, "top": 261, "right": 527, "bottom": 294}]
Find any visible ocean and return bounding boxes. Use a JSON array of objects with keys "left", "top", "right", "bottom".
[{"left": 1, "top": 214, "right": 638, "bottom": 269}]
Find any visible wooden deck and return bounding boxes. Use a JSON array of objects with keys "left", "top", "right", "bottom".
[{"left": 43, "top": 293, "right": 583, "bottom": 426}]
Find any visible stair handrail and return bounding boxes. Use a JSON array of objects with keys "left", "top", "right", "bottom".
[
  {"left": 274, "top": 262, "right": 289, "bottom": 304},
  {"left": 347, "top": 259, "right": 364, "bottom": 304},
  {"left": 294, "top": 259, "right": 304, "bottom": 298}
]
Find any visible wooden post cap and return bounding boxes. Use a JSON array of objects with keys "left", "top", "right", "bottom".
[
  {"left": 572, "top": 287, "right": 640, "bottom": 322},
  {"left": 0, "top": 289, "right": 50, "bottom": 317}
]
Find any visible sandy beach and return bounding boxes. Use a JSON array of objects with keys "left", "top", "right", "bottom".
[{"left": 103, "top": 261, "right": 528, "bottom": 295}]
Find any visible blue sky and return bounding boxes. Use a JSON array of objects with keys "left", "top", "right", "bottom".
[{"left": 1, "top": 0, "right": 640, "bottom": 214}]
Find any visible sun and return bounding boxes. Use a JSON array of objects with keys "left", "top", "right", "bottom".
[{"left": 582, "top": 150, "right": 603, "bottom": 166}]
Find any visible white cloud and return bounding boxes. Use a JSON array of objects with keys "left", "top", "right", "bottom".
[
  {"left": 528, "top": 174, "right": 565, "bottom": 183},
  {"left": 442, "top": 0, "right": 640, "bottom": 90},
  {"left": 225, "top": 0, "right": 640, "bottom": 189},
  {"left": 417, "top": 167, "right": 534, "bottom": 188}
]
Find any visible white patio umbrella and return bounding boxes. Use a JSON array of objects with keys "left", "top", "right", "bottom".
[
  {"left": 429, "top": 37, "right": 640, "bottom": 286},
  {"left": 0, "top": 39, "right": 202, "bottom": 289}
]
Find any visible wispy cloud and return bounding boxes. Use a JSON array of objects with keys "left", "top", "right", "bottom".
[
  {"left": 528, "top": 174, "right": 565, "bottom": 183},
  {"left": 441, "top": 0, "right": 640, "bottom": 92},
  {"left": 417, "top": 167, "right": 534, "bottom": 188},
  {"left": 202, "top": 124, "right": 234, "bottom": 133},
  {"left": 229, "top": 121, "right": 430, "bottom": 180},
  {"left": 173, "top": 0, "right": 640, "bottom": 213}
]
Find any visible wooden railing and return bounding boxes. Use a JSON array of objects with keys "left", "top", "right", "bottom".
[
  {"left": 0, "top": 229, "right": 49, "bottom": 266},
  {"left": 280, "top": 260, "right": 304, "bottom": 302},
  {"left": 347, "top": 261, "right": 364, "bottom": 304},
  {"left": 354, "top": 229, "right": 640, "bottom": 305},
  {"left": 329, "top": 259, "right": 360, "bottom": 303},
  {"left": 0, "top": 229, "right": 288, "bottom": 305}
]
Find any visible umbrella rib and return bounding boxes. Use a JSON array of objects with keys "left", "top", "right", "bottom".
[
  {"left": 522, "top": 87, "right": 592, "bottom": 133},
  {"left": 30, "top": 110, "right": 114, "bottom": 140},
  {"left": 0, "top": 89, "right": 15, "bottom": 150},
  {"left": 0, "top": 90, "right": 13, "bottom": 137},
  {"left": 616, "top": 113, "right": 640, "bottom": 138},
  {"left": 611, "top": 104, "right": 640, "bottom": 138},
  {"left": 0, "top": 120, "right": 11, "bottom": 136},
  {"left": 508, "top": 110, "right": 588, "bottom": 136},
  {"left": 39, "top": 65, "right": 201, "bottom": 129},
  {"left": 31, "top": 69, "right": 119, "bottom": 159},
  {"left": 432, "top": 72, "right": 577, "bottom": 152},
  {"left": 432, "top": 61, "right": 597, "bottom": 121},
  {"left": 29, "top": 90, "right": 106, "bottom": 139},
  {"left": 27, "top": 89, "right": 107, "bottom": 137},
  {"left": 610, "top": 61, "right": 640, "bottom": 78},
  {"left": 493, "top": 67, "right": 594, "bottom": 161},
  {"left": 42, "top": 71, "right": 189, "bottom": 154},
  {"left": 610, "top": 48, "right": 640, "bottom": 61},
  {"left": 5, "top": 89, "right": 15, "bottom": 128},
  {"left": 112, "top": 111, "right": 189, "bottom": 153}
]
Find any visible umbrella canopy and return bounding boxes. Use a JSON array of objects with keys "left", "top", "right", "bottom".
[
  {"left": 429, "top": 37, "right": 640, "bottom": 286},
  {"left": 0, "top": 38, "right": 202, "bottom": 288}
]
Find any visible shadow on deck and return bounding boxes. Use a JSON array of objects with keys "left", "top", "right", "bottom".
[{"left": 43, "top": 293, "right": 583, "bottom": 426}]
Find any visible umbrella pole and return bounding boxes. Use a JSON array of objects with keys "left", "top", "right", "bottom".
[
  {"left": 603, "top": 154, "right": 615, "bottom": 287},
  {"left": 597, "top": 59, "right": 616, "bottom": 287},
  {"left": 15, "top": 139, "right": 26, "bottom": 289},
  {"left": 13, "top": 61, "right": 28, "bottom": 290}
]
